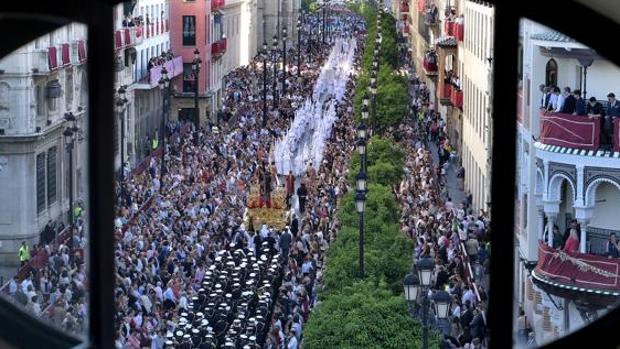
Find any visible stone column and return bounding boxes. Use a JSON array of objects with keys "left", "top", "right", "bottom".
[
  {"left": 546, "top": 213, "right": 557, "bottom": 247},
  {"left": 538, "top": 208, "right": 545, "bottom": 241}
]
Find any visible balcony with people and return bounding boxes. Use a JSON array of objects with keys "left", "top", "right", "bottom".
[
  {"left": 424, "top": 3, "right": 439, "bottom": 27},
  {"left": 444, "top": 8, "right": 464, "bottom": 42},
  {"left": 135, "top": 50, "right": 182, "bottom": 89},
  {"left": 211, "top": 36, "right": 228, "bottom": 58},
  {"left": 422, "top": 49, "right": 438, "bottom": 76},
  {"left": 536, "top": 86, "right": 620, "bottom": 154},
  {"left": 532, "top": 241, "right": 620, "bottom": 303}
]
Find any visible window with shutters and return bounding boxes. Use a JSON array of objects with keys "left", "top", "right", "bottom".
[
  {"left": 47, "top": 146, "right": 57, "bottom": 205},
  {"left": 36, "top": 152, "right": 46, "bottom": 213}
]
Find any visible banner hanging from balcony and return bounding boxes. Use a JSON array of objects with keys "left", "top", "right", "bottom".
[
  {"left": 536, "top": 243, "right": 620, "bottom": 291},
  {"left": 539, "top": 110, "right": 600, "bottom": 150},
  {"left": 149, "top": 56, "right": 184, "bottom": 88}
]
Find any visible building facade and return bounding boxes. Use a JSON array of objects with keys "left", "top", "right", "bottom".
[
  {"left": 403, "top": 0, "right": 493, "bottom": 212},
  {"left": 515, "top": 19, "right": 620, "bottom": 345},
  {"left": 0, "top": 23, "right": 88, "bottom": 264},
  {"left": 169, "top": 0, "right": 214, "bottom": 125},
  {"left": 130, "top": 0, "right": 178, "bottom": 165}
]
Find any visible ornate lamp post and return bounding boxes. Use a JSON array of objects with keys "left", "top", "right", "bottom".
[
  {"left": 281, "top": 26, "right": 288, "bottom": 97},
  {"left": 403, "top": 258, "right": 436, "bottom": 349},
  {"left": 272, "top": 35, "right": 278, "bottom": 110},
  {"left": 63, "top": 112, "right": 82, "bottom": 256},
  {"left": 115, "top": 86, "right": 128, "bottom": 183},
  {"left": 192, "top": 48, "right": 202, "bottom": 129},
  {"left": 158, "top": 67, "right": 171, "bottom": 192},
  {"left": 355, "top": 189, "right": 366, "bottom": 278}
]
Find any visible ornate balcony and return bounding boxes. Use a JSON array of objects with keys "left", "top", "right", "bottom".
[
  {"left": 422, "top": 53, "right": 438, "bottom": 76},
  {"left": 143, "top": 56, "right": 184, "bottom": 89},
  {"left": 438, "top": 80, "right": 452, "bottom": 104},
  {"left": 539, "top": 110, "right": 601, "bottom": 151},
  {"left": 532, "top": 242, "right": 620, "bottom": 302},
  {"left": 212, "top": 38, "right": 227, "bottom": 58},
  {"left": 450, "top": 86, "right": 463, "bottom": 109}
]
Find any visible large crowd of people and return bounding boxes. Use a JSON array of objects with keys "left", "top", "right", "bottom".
[
  {"left": 0, "top": 6, "right": 495, "bottom": 348},
  {"left": 400, "top": 62, "right": 490, "bottom": 348}
]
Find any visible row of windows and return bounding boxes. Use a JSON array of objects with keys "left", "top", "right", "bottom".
[
  {"left": 463, "top": 73, "right": 488, "bottom": 144},
  {"left": 462, "top": 144, "right": 486, "bottom": 212},
  {"left": 464, "top": 5, "right": 493, "bottom": 62},
  {"left": 139, "top": 2, "right": 167, "bottom": 24},
  {"left": 36, "top": 147, "right": 58, "bottom": 214}
]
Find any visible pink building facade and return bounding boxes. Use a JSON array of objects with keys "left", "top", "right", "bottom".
[{"left": 169, "top": 0, "right": 213, "bottom": 124}]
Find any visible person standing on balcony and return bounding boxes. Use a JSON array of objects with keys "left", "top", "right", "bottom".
[
  {"left": 605, "top": 93, "right": 620, "bottom": 149},
  {"left": 546, "top": 86, "right": 560, "bottom": 112},
  {"left": 560, "top": 87, "right": 576, "bottom": 114},
  {"left": 554, "top": 86, "right": 569, "bottom": 113},
  {"left": 539, "top": 84, "right": 550, "bottom": 108},
  {"left": 574, "top": 90, "right": 586, "bottom": 115},
  {"left": 563, "top": 228, "right": 580, "bottom": 253},
  {"left": 607, "top": 233, "right": 620, "bottom": 258}
]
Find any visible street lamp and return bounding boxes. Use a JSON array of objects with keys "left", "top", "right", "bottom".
[
  {"left": 262, "top": 41, "right": 268, "bottom": 127},
  {"left": 272, "top": 35, "right": 278, "bottom": 110},
  {"left": 434, "top": 290, "right": 452, "bottom": 320},
  {"left": 356, "top": 138, "right": 367, "bottom": 156},
  {"left": 63, "top": 122, "right": 78, "bottom": 257},
  {"left": 407, "top": 257, "right": 435, "bottom": 349},
  {"left": 355, "top": 190, "right": 366, "bottom": 278},
  {"left": 158, "top": 67, "right": 171, "bottom": 192},
  {"left": 361, "top": 104, "right": 369, "bottom": 120},
  {"left": 281, "top": 26, "right": 288, "bottom": 97},
  {"left": 356, "top": 171, "right": 367, "bottom": 192},
  {"left": 115, "top": 86, "right": 128, "bottom": 184},
  {"left": 357, "top": 122, "right": 368, "bottom": 140},
  {"left": 192, "top": 48, "right": 202, "bottom": 129}
]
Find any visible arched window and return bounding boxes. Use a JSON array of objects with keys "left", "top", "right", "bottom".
[{"left": 545, "top": 58, "right": 558, "bottom": 87}]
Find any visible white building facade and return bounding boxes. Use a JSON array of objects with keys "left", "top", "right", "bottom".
[
  {"left": 0, "top": 23, "right": 88, "bottom": 264},
  {"left": 460, "top": 0, "right": 493, "bottom": 214},
  {"left": 516, "top": 19, "right": 620, "bottom": 345}
]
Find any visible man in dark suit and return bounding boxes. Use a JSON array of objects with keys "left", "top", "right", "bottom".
[
  {"left": 574, "top": 89, "right": 586, "bottom": 115},
  {"left": 560, "top": 87, "right": 576, "bottom": 114},
  {"left": 604, "top": 93, "right": 620, "bottom": 148}
]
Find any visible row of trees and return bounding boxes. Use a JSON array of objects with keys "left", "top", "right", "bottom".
[{"left": 303, "top": 5, "right": 439, "bottom": 348}]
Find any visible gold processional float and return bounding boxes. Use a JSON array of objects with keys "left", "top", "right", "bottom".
[{"left": 243, "top": 184, "right": 288, "bottom": 231}]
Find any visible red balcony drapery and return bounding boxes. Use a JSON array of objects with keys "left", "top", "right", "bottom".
[
  {"left": 539, "top": 110, "right": 600, "bottom": 150},
  {"left": 455, "top": 23, "right": 464, "bottom": 41},
  {"left": 135, "top": 26, "right": 143, "bottom": 37},
  {"left": 440, "top": 81, "right": 452, "bottom": 99},
  {"left": 77, "top": 40, "right": 87, "bottom": 63},
  {"left": 48, "top": 46, "right": 58, "bottom": 70},
  {"left": 211, "top": 38, "right": 227, "bottom": 56},
  {"left": 536, "top": 242, "right": 620, "bottom": 291},
  {"left": 450, "top": 87, "right": 463, "bottom": 108},
  {"left": 212, "top": 0, "right": 225, "bottom": 11},
  {"left": 422, "top": 56, "right": 438, "bottom": 73},
  {"left": 400, "top": 2, "right": 409, "bottom": 12},
  {"left": 445, "top": 21, "right": 455, "bottom": 36},
  {"left": 115, "top": 30, "right": 122, "bottom": 49},
  {"left": 61, "top": 43, "right": 71, "bottom": 66}
]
